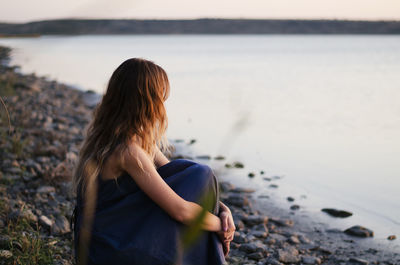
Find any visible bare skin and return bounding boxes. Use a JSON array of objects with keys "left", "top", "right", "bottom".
[{"left": 100, "top": 141, "right": 235, "bottom": 256}]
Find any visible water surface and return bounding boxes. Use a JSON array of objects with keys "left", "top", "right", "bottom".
[{"left": 1, "top": 35, "right": 399, "bottom": 242}]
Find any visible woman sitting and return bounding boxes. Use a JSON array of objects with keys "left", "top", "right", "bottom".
[{"left": 71, "top": 58, "right": 235, "bottom": 265}]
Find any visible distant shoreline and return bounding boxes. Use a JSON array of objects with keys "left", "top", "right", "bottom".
[{"left": 1, "top": 18, "right": 400, "bottom": 35}]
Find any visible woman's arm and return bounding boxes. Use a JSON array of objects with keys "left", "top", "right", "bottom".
[
  {"left": 120, "top": 142, "right": 222, "bottom": 232},
  {"left": 153, "top": 146, "right": 170, "bottom": 168}
]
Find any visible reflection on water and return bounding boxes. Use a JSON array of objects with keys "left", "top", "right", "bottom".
[{"left": 1, "top": 35, "right": 399, "bottom": 239}]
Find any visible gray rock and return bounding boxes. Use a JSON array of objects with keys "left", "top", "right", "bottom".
[
  {"left": 278, "top": 246, "right": 300, "bottom": 264},
  {"left": 243, "top": 215, "right": 268, "bottom": 226},
  {"left": 301, "top": 255, "right": 321, "bottom": 264},
  {"left": 288, "top": 235, "right": 300, "bottom": 244},
  {"left": 233, "top": 232, "right": 248, "bottom": 243},
  {"left": 287, "top": 196, "right": 295, "bottom": 202},
  {"left": 269, "top": 217, "right": 294, "bottom": 227},
  {"left": 239, "top": 243, "right": 258, "bottom": 253},
  {"left": 322, "top": 208, "right": 353, "bottom": 218},
  {"left": 219, "top": 182, "right": 234, "bottom": 192},
  {"left": 0, "top": 250, "right": 13, "bottom": 259},
  {"left": 51, "top": 215, "right": 71, "bottom": 235},
  {"left": 268, "top": 233, "right": 288, "bottom": 243},
  {"left": 251, "top": 231, "right": 268, "bottom": 239},
  {"left": 39, "top": 215, "right": 53, "bottom": 229},
  {"left": 225, "top": 194, "right": 250, "bottom": 208},
  {"left": 248, "top": 252, "right": 264, "bottom": 261},
  {"left": 344, "top": 225, "right": 374, "bottom": 238},
  {"left": 290, "top": 204, "right": 300, "bottom": 210},
  {"left": 37, "top": 185, "right": 56, "bottom": 193},
  {"left": 264, "top": 256, "right": 282, "bottom": 265}
]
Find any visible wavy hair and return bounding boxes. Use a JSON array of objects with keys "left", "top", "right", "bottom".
[{"left": 72, "top": 58, "right": 170, "bottom": 199}]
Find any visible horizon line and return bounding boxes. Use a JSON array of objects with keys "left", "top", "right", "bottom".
[{"left": 1, "top": 16, "right": 400, "bottom": 24}]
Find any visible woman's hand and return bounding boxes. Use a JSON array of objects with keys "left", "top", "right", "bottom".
[{"left": 217, "top": 202, "right": 235, "bottom": 257}]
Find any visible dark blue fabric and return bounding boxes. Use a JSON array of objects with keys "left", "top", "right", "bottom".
[{"left": 73, "top": 159, "right": 226, "bottom": 265}]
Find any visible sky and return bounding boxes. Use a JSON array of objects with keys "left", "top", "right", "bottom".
[{"left": 0, "top": 0, "right": 399, "bottom": 23}]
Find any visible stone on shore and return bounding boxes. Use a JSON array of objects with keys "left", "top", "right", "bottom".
[
  {"left": 278, "top": 246, "right": 300, "bottom": 263},
  {"left": 321, "top": 208, "right": 353, "bottom": 218},
  {"left": 344, "top": 225, "right": 374, "bottom": 238}
]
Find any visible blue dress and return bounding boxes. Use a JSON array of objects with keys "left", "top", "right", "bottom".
[{"left": 71, "top": 159, "right": 226, "bottom": 265}]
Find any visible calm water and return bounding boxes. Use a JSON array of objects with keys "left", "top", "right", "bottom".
[{"left": 1, "top": 35, "right": 399, "bottom": 241}]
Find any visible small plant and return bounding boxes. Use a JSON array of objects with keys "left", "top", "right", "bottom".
[{"left": 1, "top": 204, "right": 63, "bottom": 265}]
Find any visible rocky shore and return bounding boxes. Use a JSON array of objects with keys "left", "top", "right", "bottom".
[{"left": 0, "top": 45, "right": 399, "bottom": 265}]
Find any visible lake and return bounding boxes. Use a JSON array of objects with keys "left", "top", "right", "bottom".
[{"left": 1, "top": 35, "right": 399, "bottom": 243}]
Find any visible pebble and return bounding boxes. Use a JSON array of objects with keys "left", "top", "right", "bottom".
[
  {"left": 239, "top": 243, "right": 258, "bottom": 253},
  {"left": 248, "top": 252, "right": 264, "bottom": 261},
  {"left": 51, "top": 215, "right": 71, "bottom": 235},
  {"left": 233, "top": 162, "right": 244, "bottom": 168},
  {"left": 321, "top": 208, "right": 353, "bottom": 218},
  {"left": 302, "top": 255, "right": 322, "bottom": 264},
  {"left": 290, "top": 204, "right": 300, "bottom": 210},
  {"left": 0, "top": 250, "right": 13, "bottom": 259},
  {"left": 37, "top": 185, "right": 56, "bottom": 193},
  {"left": 233, "top": 232, "right": 248, "bottom": 243},
  {"left": 387, "top": 235, "right": 396, "bottom": 240},
  {"left": 269, "top": 217, "right": 294, "bottom": 227},
  {"left": 39, "top": 215, "right": 54, "bottom": 229},
  {"left": 225, "top": 194, "right": 250, "bottom": 207},
  {"left": 344, "top": 225, "right": 374, "bottom": 238},
  {"left": 243, "top": 215, "right": 268, "bottom": 226},
  {"left": 278, "top": 246, "right": 300, "bottom": 263}
]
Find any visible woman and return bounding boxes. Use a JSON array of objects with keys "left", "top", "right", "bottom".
[{"left": 71, "top": 58, "right": 235, "bottom": 265}]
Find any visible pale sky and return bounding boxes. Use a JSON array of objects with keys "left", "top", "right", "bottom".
[{"left": 0, "top": 0, "right": 399, "bottom": 23}]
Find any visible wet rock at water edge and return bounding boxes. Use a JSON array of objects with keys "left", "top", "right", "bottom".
[
  {"left": 195, "top": 155, "right": 211, "bottom": 160},
  {"left": 219, "top": 181, "right": 235, "bottom": 192},
  {"left": 233, "top": 162, "right": 244, "bottom": 168},
  {"left": 387, "top": 235, "right": 396, "bottom": 240},
  {"left": 224, "top": 194, "right": 250, "bottom": 207},
  {"left": 213, "top": 155, "right": 225, "bottom": 160},
  {"left": 344, "top": 225, "right": 374, "bottom": 238},
  {"left": 321, "top": 208, "right": 353, "bottom": 218},
  {"left": 230, "top": 187, "right": 255, "bottom": 193}
]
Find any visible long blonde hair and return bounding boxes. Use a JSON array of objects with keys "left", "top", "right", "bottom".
[{"left": 72, "top": 57, "right": 170, "bottom": 199}]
